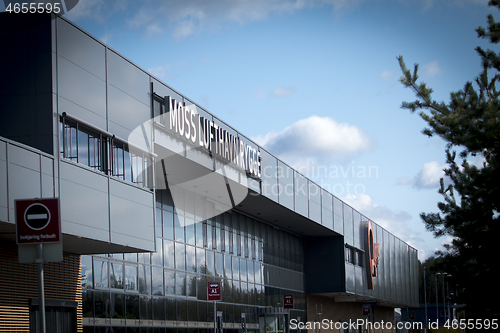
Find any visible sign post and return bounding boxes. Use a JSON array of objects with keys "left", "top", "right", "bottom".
[
  {"left": 16, "top": 198, "right": 61, "bottom": 333},
  {"left": 208, "top": 281, "right": 221, "bottom": 333}
]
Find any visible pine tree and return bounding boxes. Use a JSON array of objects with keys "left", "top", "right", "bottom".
[{"left": 398, "top": 0, "right": 500, "bottom": 321}]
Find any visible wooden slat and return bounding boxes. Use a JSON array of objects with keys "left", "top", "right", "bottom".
[{"left": 0, "top": 242, "right": 83, "bottom": 332}]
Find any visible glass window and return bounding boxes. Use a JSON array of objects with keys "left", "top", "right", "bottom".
[
  {"left": 247, "top": 261, "right": 255, "bottom": 283},
  {"left": 109, "top": 261, "right": 123, "bottom": 289},
  {"left": 125, "top": 294, "right": 139, "bottom": 320},
  {"left": 240, "top": 259, "right": 247, "bottom": 282},
  {"left": 174, "top": 214, "right": 185, "bottom": 243},
  {"left": 81, "top": 255, "right": 93, "bottom": 289},
  {"left": 232, "top": 256, "right": 240, "bottom": 281},
  {"left": 155, "top": 208, "right": 162, "bottom": 238},
  {"left": 186, "top": 245, "right": 196, "bottom": 273},
  {"left": 185, "top": 217, "right": 195, "bottom": 246},
  {"left": 195, "top": 221, "right": 204, "bottom": 247},
  {"left": 152, "top": 266, "right": 163, "bottom": 296},
  {"left": 196, "top": 247, "right": 206, "bottom": 274},
  {"left": 215, "top": 252, "right": 224, "bottom": 277},
  {"left": 206, "top": 250, "right": 215, "bottom": 276},
  {"left": 176, "top": 272, "right": 187, "bottom": 296},
  {"left": 224, "top": 254, "right": 232, "bottom": 279},
  {"left": 110, "top": 293, "right": 124, "bottom": 319},
  {"left": 164, "top": 270, "right": 175, "bottom": 295},
  {"left": 138, "top": 264, "right": 151, "bottom": 295},
  {"left": 163, "top": 210, "right": 174, "bottom": 240},
  {"left": 163, "top": 239, "right": 175, "bottom": 269},
  {"left": 175, "top": 242, "right": 186, "bottom": 271},
  {"left": 125, "top": 264, "right": 138, "bottom": 292},
  {"left": 187, "top": 274, "right": 197, "bottom": 298},
  {"left": 94, "top": 259, "right": 108, "bottom": 288}
]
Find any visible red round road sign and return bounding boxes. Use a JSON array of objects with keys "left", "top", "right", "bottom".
[{"left": 16, "top": 198, "right": 61, "bottom": 244}]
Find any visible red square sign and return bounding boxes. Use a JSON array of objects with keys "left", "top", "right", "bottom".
[
  {"left": 284, "top": 294, "right": 293, "bottom": 308},
  {"left": 16, "top": 198, "right": 61, "bottom": 244},
  {"left": 207, "top": 281, "right": 221, "bottom": 301}
]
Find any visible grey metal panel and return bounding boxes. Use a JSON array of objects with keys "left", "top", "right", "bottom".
[
  {"left": 58, "top": 56, "right": 106, "bottom": 125},
  {"left": 353, "top": 211, "right": 361, "bottom": 248},
  {"left": 383, "top": 229, "right": 391, "bottom": 302},
  {"left": 41, "top": 155, "right": 54, "bottom": 197},
  {"left": 278, "top": 183, "right": 294, "bottom": 211},
  {"left": 321, "top": 208, "right": 333, "bottom": 230},
  {"left": 277, "top": 161, "right": 293, "bottom": 187},
  {"left": 308, "top": 181, "right": 321, "bottom": 204},
  {"left": 354, "top": 265, "right": 364, "bottom": 295},
  {"left": 58, "top": 97, "right": 107, "bottom": 132},
  {"left": 59, "top": 161, "right": 109, "bottom": 242},
  {"left": 345, "top": 263, "right": 355, "bottom": 293},
  {"left": 56, "top": 18, "right": 105, "bottom": 80},
  {"left": 107, "top": 84, "right": 151, "bottom": 141},
  {"left": 294, "top": 171, "right": 308, "bottom": 217},
  {"left": 333, "top": 196, "right": 343, "bottom": 235},
  {"left": 109, "top": 179, "right": 155, "bottom": 251},
  {"left": 107, "top": 49, "right": 150, "bottom": 107},
  {"left": 308, "top": 201, "right": 321, "bottom": 224},
  {"left": 7, "top": 145, "right": 42, "bottom": 222},
  {"left": 259, "top": 150, "right": 277, "bottom": 202},
  {"left": 343, "top": 203, "right": 354, "bottom": 245}
]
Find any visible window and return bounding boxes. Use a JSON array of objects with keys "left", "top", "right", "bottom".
[
  {"left": 60, "top": 119, "right": 106, "bottom": 171},
  {"left": 60, "top": 114, "right": 154, "bottom": 189},
  {"left": 345, "top": 244, "right": 364, "bottom": 267}
]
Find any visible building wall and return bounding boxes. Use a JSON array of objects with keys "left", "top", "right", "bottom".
[
  {"left": 80, "top": 189, "right": 307, "bottom": 331},
  {"left": 0, "top": 242, "right": 82, "bottom": 332},
  {"left": 306, "top": 295, "right": 395, "bottom": 333}
]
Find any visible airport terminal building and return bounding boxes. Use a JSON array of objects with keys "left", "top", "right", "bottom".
[{"left": 0, "top": 14, "right": 418, "bottom": 333}]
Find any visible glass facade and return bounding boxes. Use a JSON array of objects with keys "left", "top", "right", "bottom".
[{"left": 82, "top": 190, "right": 306, "bottom": 332}]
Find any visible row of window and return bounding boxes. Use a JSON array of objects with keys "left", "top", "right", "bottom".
[
  {"left": 156, "top": 191, "right": 305, "bottom": 272},
  {"left": 59, "top": 117, "right": 153, "bottom": 188},
  {"left": 345, "top": 245, "right": 364, "bottom": 267},
  {"left": 88, "top": 253, "right": 266, "bottom": 292},
  {"left": 82, "top": 289, "right": 306, "bottom": 325}
]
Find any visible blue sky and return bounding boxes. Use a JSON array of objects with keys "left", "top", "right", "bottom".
[{"left": 3, "top": 0, "right": 495, "bottom": 260}]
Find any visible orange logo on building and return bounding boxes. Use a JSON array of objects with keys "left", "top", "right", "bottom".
[{"left": 366, "top": 221, "right": 380, "bottom": 289}]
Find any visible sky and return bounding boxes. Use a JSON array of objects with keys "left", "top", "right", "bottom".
[{"left": 2, "top": 0, "right": 496, "bottom": 260}]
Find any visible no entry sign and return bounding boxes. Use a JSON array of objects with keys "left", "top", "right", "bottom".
[{"left": 16, "top": 198, "right": 61, "bottom": 244}]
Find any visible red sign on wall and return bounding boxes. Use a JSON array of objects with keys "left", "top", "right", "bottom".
[
  {"left": 16, "top": 198, "right": 61, "bottom": 244},
  {"left": 208, "top": 281, "right": 221, "bottom": 301},
  {"left": 284, "top": 294, "right": 293, "bottom": 309}
]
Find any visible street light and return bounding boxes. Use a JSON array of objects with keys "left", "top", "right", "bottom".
[
  {"left": 424, "top": 267, "right": 428, "bottom": 332},
  {"left": 435, "top": 273, "right": 441, "bottom": 326}
]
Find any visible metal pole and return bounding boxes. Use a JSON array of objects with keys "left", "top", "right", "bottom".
[
  {"left": 214, "top": 301, "right": 216, "bottom": 333},
  {"left": 442, "top": 275, "right": 446, "bottom": 323},
  {"left": 424, "top": 267, "right": 428, "bottom": 332},
  {"left": 36, "top": 244, "right": 46, "bottom": 333},
  {"left": 435, "top": 274, "right": 439, "bottom": 327}
]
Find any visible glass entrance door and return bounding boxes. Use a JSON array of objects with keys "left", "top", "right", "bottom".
[{"left": 259, "top": 313, "right": 288, "bottom": 333}]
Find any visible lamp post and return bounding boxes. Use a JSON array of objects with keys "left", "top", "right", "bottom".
[
  {"left": 441, "top": 273, "right": 447, "bottom": 322},
  {"left": 424, "top": 267, "right": 428, "bottom": 332},
  {"left": 435, "top": 273, "right": 440, "bottom": 326}
]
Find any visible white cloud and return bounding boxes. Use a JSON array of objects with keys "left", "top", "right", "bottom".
[
  {"left": 342, "top": 193, "right": 437, "bottom": 260},
  {"left": 253, "top": 115, "right": 373, "bottom": 163},
  {"left": 380, "top": 70, "right": 393, "bottom": 79},
  {"left": 398, "top": 161, "right": 447, "bottom": 190},
  {"left": 422, "top": 60, "right": 441, "bottom": 77},
  {"left": 272, "top": 86, "right": 296, "bottom": 98},
  {"left": 148, "top": 65, "right": 170, "bottom": 78},
  {"left": 65, "top": 0, "right": 371, "bottom": 38}
]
